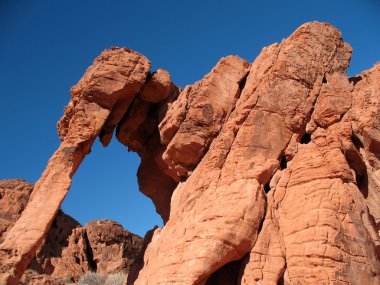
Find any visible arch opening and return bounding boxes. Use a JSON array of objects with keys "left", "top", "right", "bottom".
[{"left": 62, "top": 138, "right": 163, "bottom": 237}]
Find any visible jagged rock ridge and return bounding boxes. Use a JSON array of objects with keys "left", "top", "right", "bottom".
[{"left": 0, "top": 22, "right": 379, "bottom": 285}]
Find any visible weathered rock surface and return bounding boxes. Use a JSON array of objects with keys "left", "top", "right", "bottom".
[
  {"left": 140, "top": 69, "right": 177, "bottom": 104},
  {"left": 0, "top": 179, "right": 142, "bottom": 284},
  {"left": 159, "top": 55, "right": 250, "bottom": 180},
  {"left": 240, "top": 41, "right": 380, "bottom": 285},
  {"left": 1, "top": 21, "right": 380, "bottom": 285}
]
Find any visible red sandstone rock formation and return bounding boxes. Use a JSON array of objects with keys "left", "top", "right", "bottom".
[
  {"left": 0, "top": 180, "right": 142, "bottom": 283},
  {"left": 29, "top": 210, "right": 81, "bottom": 276},
  {"left": 0, "top": 179, "right": 82, "bottom": 279},
  {"left": 85, "top": 220, "right": 143, "bottom": 275},
  {"left": 1, "top": 21, "right": 380, "bottom": 284}
]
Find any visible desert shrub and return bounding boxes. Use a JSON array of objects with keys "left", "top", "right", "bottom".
[
  {"left": 22, "top": 269, "right": 38, "bottom": 283},
  {"left": 104, "top": 272, "right": 126, "bottom": 285},
  {"left": 78, "top": 272, "right": 106, "bottom": 285},
  {"left": 64, "top": 276, "right": 74, "bottom": 283}
]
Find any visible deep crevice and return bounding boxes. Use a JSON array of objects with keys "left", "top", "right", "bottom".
[
  {"left": 83, "top": 231, "right": 97, "bottom": 271},
  {"left": 322, "top": 75, "right": 327, "bottom": 83},
  {"left": 344, "top": 134, "right": 368, "bottom": 198},
  {"left": 300, "top": 133, "right": 311, "bottom": 144},
  {"left": 348, "top": 75, "right": 363, "bottom": 85},
  {"left": 352, "top": 134, "right": 364, "bottom": 150},
  {"left": 356, "top": 174, "right": 369, "bottom": 198},
  {"left": 257, "top": 213, "right": 265, "bottom": 235},
  {"left": 278, "top": 266, "right": 288, "bottom": 285},
  {"left": 238, "top": 72, "right": 249, "bottom": 92},
  {"left": 280, "top": 155, "right": 287, "bottom": 170},
  {"left": 115, "top": 92, "right": 143, "bottom": 142},
  {"left": 205, "top": 258, "right": 245, "bottom": 285},
  {"left": 264, "top": 183, "right": 271, "bottom": 193}
]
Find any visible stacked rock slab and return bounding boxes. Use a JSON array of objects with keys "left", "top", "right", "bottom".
[{"left": 1, "top": 22, "right": 380, "bottom": 285}]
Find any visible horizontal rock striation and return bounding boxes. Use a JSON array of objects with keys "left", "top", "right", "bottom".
[{"left": 1, "top": 22, "right": 379, "bottom": 285}]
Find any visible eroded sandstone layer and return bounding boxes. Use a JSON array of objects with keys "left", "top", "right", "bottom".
[{"left": 1, "top": 22, "right": 380, "bottom": 284}]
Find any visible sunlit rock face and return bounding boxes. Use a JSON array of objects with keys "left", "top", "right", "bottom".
[{"left": 1, "top": 22, "right": 380, "bottom": 285}]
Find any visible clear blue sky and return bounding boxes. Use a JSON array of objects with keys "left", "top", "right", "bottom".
[{"left": 1, "top": 0, "right": 379, "bottom": 237}]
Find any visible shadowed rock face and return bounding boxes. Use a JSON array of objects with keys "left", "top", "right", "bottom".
[{"left": 1, "top": 22, "right": 380, "bottom": 285}]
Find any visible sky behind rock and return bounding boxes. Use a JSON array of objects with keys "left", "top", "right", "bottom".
[{"left": 1, "top": 0, "right": 379, "bottom": 236}]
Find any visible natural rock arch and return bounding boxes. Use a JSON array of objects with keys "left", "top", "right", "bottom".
[{"left": 0, "top": 47, "right": 176, "bottom": 284}]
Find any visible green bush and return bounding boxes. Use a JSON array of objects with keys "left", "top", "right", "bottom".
[
  {"left": 22, "top": 269, "right": 38, "bottom": 283},
  {"left": 64, "top": 276, "right": 74, "bottom": 283}
]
